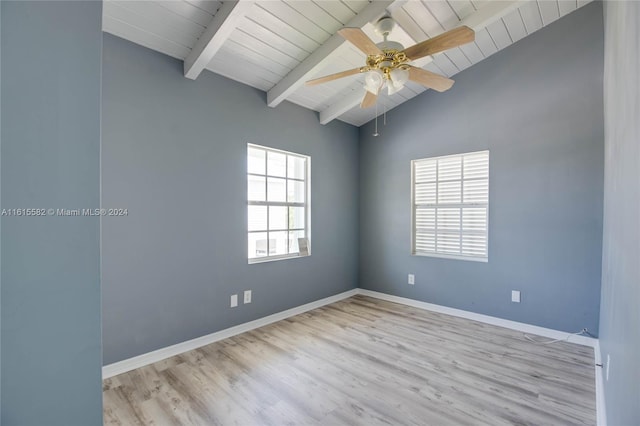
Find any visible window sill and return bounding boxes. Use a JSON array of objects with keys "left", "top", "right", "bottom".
[
  {"left": 248, "top": 253, "right": 310, "bottom": 265},
  {"left": 412, "top": 252, "right": 488, "bottom": 263}
]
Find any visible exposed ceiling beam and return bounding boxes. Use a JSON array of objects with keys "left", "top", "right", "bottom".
[
  {"left": 461, "top": 1, "right": 521, "bottom": 31},
  {"left": 266, "top": 0, "right": 395, "bottom": 108},
  {"left": 319, "top": 89, "right": 366, "bottom": 125},
  {"left": 319, "top": 0, "right": 521, "bottom": 125},
  {"left": 184, "top": 0, "right": 255, "bottom": 80}
]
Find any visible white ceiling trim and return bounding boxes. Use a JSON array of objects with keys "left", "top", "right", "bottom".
[
  {"left": 319, "top": 0, "right": 522, "bottom": 125},
  {"left": 459, "top": 1, "right": 521, "bottom": 31},
  {"left": 319, "top": 88, "right": 368, "bottom": 125},
  {"left": 265, "top": 0, "right": 395, "bottom": 108},
  {"left": 184, "top": 0, "right": 255, "bottom": 80}
]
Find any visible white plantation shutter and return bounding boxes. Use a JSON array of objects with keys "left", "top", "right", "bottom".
[{"left": 412, "top": 151, "right": 489, "bottom": 261}]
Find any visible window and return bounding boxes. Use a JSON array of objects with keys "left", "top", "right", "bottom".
[
  {"left": 411, "top": 150, "right": 489, "bottom": 261},
  {"left": 247, "top": 144, "right": 309, "bottom": 263}
]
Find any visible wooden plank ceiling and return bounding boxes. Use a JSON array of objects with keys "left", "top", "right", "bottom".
[{"left": 103, "top": 0, "right": 593, "bottom": 127}]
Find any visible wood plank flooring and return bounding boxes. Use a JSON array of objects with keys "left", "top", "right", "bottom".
[{"left": 103, "top": 295, "right": 596, "bottom": 425}]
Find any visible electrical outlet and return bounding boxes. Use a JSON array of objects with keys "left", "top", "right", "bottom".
[
  {"left": 230, "top": 294, "right": 238, "bottom": 308},
  {"left": 244, "top": 290, "right": 252, "bottom": 304},
  {"left": 606, "top": 354, "right": 610, "bottom": 381},
  {"left": 511, "top": 290, "right": 521, "bottom": 303},
  {"left": 408, "top": 274, "right": 415, "bottom": 285}
]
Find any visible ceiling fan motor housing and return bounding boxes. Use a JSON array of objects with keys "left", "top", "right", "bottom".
[
  {"left": 366, "top": 17, "right": 409, "bottom": 81},
  {"left": 376, "top": 40, "right": 404, "bottom": 52},
  {"left": 366, "top": 50, "right": 408, "bottom": 81}
]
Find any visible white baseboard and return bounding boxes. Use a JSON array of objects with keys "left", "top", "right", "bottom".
[
  {"left": 102, "top": 288, "right": 359, "bottom": 378},
  {"left": 594, "top": 340, "right": 607, "bottom": 426},
  {"left": 357, "top": 289, "right": 597, "bottom": 347}
]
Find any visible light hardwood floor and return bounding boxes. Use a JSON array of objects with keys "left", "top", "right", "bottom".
[{"left": 103, "top": 295, "right": 596, "bottom": 425}]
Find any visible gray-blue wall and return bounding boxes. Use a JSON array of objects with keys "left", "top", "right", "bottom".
[
  {"left": 1, "top": 1, "right": 103, "bottom": 425},
  {"left": 0, "top": 1, "right": 3, "bottom": 422},
  {"left": 358, "top": 2, "right": 604, "bottom": 335},
  {"left": 101, "top": 34, "right": 359, "bottom": 364},
  {"left": 0, "top": 1, "right": 3, "bottom": 421},
  {"left": 599, "top": 2, "right": 640, "bottom": 425}
]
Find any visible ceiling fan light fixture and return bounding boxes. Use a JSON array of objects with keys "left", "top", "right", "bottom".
[
  {"left": 390, "top": 68, "right": 410, "bottom": 86},
  {"left": 364, "top": 69, "right": 384, "bottom": 94},
  {"left": 386, "top": 68, "right": 409, "bottom": 95},
  {"left": 387, "top": 81, "right": 403, "bottom": 96}
]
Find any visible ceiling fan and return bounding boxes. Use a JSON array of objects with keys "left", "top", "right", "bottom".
[{"left": 306, "top": 17, "right": 475, "bottom": 108}]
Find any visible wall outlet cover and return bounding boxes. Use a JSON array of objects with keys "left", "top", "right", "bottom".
[
  {"left": 244, "top": 290, "right": 252, "bottom": 304},
  {"left": 511, "top": 290, "right": 521, "bottom": 303},
  {"left": 408, "top": 274, "right": 415, "bottom": 285},
  {"left": 230, "top": 294, "right": 238, "bottom": 308}
]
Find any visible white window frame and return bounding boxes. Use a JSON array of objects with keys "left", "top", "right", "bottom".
[
  {"left": 411, "top": 150, "right": 489, "bottom": 262},
  {"left": 247, "top": 144, "right": 310, "bottom": 264}
]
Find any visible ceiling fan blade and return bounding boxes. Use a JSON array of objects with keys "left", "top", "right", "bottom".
[
  {"left": 408, "top": 66, "right": 455, "bottom": 92},
  {"left": 402, "top": 26, "right": 475, "bottom": 61},
  {"left": 338, "top": 28, "right": 383, "bottom": 56},
  {"left": 306, "top": 68, "right": 363, "bottom": 86},
  {"left": 360, "top": 90, "right": 378, "bottom": 108}
]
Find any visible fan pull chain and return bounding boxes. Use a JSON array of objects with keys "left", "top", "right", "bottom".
[
  {"left": 383, "top": 100, "right": 387, "bottom": 126},
  {"left": 373, "top": 100, "right": 379, "bottom": 137}
]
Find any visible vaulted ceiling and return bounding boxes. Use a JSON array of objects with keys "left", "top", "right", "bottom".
[{"left": 103, "top": 0, "right": 592, "bottom": 127}]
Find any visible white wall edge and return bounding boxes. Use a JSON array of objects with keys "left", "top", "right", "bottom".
[
  {"left": 356, "top": 289, "right": 597, "bottom": 348},
  {"left": 594, "top": 340, "right": 607, "bottom": 426},
  {"left": 102, "top": 288, "right": 359, "bottom": 378}
]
